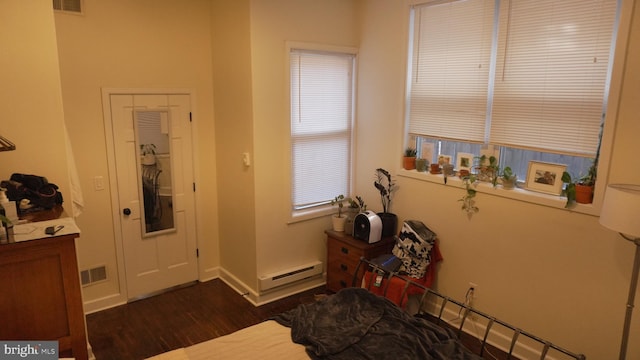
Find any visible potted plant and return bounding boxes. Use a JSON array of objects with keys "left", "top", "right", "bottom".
[
  {"left": 344, "top": 197, "right": 362, "bottom": 235},
  {"left": 330, "top": 194, "right": 348, "bottom": 232},
  {"left": 563, "top": 122, "right": 601, "bottom": 206},
  {"left": 562, "top": 165, "right": 596, "bottom": 207},
  {"left": 474, "top": 155, "right": 498, "bottom": 185},
  {"left": 140, "top": 143, "right": 157, "bottom": 165},
  {"left": 500, "top": 166, "right": 518, "bottom": 190},
  {"left": 374, "top": 168, "right": 398, "bottom": 237},
  {"left": 355, "top": 195, "right": 367, "bottom": 212},
  {"left": 459, "top": 174, "right": 479, "bottom": 219},
  {"left": 403, "top": 147, "right": 417, "bottom": 170}
]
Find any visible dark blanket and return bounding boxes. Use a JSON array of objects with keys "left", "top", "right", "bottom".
[{"left": 272, "top": 288, "right": 483, "bottom": 360}]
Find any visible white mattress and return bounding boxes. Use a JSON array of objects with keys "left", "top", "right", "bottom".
[{"left": 146, "top": 320, "right": 308, "bottom": 360}]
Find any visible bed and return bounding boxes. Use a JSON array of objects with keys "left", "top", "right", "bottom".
[{"left": 147, "top": 257, "right": 586, "bottom": 360}]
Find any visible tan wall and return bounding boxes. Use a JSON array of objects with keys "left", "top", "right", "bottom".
[
  {"left": 0, "top": 1, "right": 71, "bottom": 204},
  {"left": 6, "top": 0, "right": 640, "bottom": 357},
  {"left": 54, "top": 0, "right": 218, "bottom": 309},
  {"left": 210, "top": 0, "right": 257, "bottom": 289},
  {"left": 355, "top": 1, "right": 640, "bottom": 359},
  {"left": 249, "top": 0, "right": 359, "bottom": 294}
]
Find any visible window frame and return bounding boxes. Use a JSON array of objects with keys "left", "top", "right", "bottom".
[
  {"left": 286, "top": 42, "right": 358, "bottom": 223},
  {"left": 400, "top": 0, "right": 634, "bottom": 216}
]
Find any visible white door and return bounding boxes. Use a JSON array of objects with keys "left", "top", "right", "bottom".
[{"left": 108, "top": 93, "right": 198, "bottom": 299}]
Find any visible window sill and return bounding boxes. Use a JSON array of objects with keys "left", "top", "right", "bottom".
[
  {"left": 398, "top": 169, "right": 599, "bottom": 217},
  {"left": 288, "top": 205, "right": 335, "bottom": 225}
]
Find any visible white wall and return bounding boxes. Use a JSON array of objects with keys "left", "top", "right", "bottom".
[
  {"left": 210, "top": 0, "right": 257, "bottom": 292},
  {"left": 0, "top": 1, "right": 71, "bottom": 204},
  {"left": 355, "top": 1, "right": 640, "bottom": 359},
  {"left": 248, "top": 0, "right": 360, "bottom": 301},
  {"left": 54, "top": 0, "right": 219, "bottom": 310},
  {"left": 7, "top": 0, "right": 640, "bottom": 357}
]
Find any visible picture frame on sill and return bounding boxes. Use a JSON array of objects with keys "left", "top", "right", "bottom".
[
  {"left": 438, "top": 154, "right": 452, "bottom": 166},
  {"left": 525, "top": 161, "right": 566, "bottom": 195},
  {"left": 421, "top": 142, "right": 435, "bottom": 163},
  {"left": 456, "top": 152, "right": 475, "bottom": 171}
]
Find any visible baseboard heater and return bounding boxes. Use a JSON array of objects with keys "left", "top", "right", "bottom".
[{"left": 259, "top": 261, "right": 323, "bottom": 292}]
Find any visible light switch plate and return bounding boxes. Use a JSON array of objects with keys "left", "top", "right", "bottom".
[{"left": 94, "top": 176, "right": 105, "bottom": 191}]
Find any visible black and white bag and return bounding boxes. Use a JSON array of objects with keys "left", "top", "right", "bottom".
[{"left": 392, "top": 220, "right": 436, "bottom": 278}]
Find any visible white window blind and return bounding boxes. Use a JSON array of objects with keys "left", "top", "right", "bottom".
[
  {"left": 407, "top": 0, "right": 618, "bottom": 158},
  {"left": 290, "top": 49, "right": 354, "bottom": 210},
  {"left": 408, "top": 0, "right": 495, "bottom": 143},
  {"left": 490, "top": 0, "right": 617, "bottom": 156}
]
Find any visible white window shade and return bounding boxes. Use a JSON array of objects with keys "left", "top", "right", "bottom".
[
  {"left": 408, "top": 0, "right": 495, "bottom": 142},
  {"left": 290, "top": 49, "right": 354, "bottom": 210},
  {"left": 490, "top": 0, "right": 617, "bottom": 156}
]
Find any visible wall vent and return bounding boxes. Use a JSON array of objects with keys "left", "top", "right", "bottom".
[
  {"left": 53, "top": 0, "right": 83, "bottom": 14},
  {"left": 259, "top": 261, "right": 323, "bottom": 292},
  {"left": 80, "top": 265, "right": 107, "bottom": 287}
]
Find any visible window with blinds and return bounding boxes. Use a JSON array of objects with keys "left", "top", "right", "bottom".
[
  {"left": 407, "top": 0, "right": 619, "bottom": 161},
  {"left": 408, "top": 0, "right": 495, "bottom": 143},
  {"left": 290, "top": 48, "right": 355, "bottom": 212}
]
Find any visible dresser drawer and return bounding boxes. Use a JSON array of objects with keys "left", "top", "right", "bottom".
[
  {"left": 327, "top": 241, "right": 363, "bottom": 267},
  {"left": 326, "top": 271, "right": 354, "bottom": 291},
  {"left": 325, "top": 229, "right": 396, "bottom": 293}
]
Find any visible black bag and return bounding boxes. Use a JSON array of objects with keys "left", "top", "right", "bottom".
[{"left": 1, "top": 173, "right": 63, "bottom": 210}]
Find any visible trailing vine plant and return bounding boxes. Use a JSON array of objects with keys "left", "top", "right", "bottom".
[{"left": 459, "top": 174, "right": 479, "bottom": 219}]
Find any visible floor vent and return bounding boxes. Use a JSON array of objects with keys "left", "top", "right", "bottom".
[
  {"left": 81, "top": 265, "right": 107, "bottom": 287},
  {"left": 53, "top": 0, "right": 83, "bottom": 14},
  {"left": 259, "top": 261, "right": 323, "bottom": 292}
]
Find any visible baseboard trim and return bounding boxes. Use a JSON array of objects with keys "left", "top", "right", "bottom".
[{"left": 83, "top": 292, "right": 127, "bottom": 315}]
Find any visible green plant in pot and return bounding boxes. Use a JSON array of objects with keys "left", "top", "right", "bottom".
[
  {"left": 474, "top": 155, "right": 499, "bottom": 185},
  {"left": 374, "top": 168, "right": 398, "bottom": 237},
  {"left": 500, "top": 166, "right": 518, "bottom": 190},
  {"left": 403, "top": 147, "right": 417, "bottom": 170},
  {"left": 330, "top": 194, "right": 349, "bottom": 232},
  {"left": 562, "top": 121, "right": 601, "bottom": 207},
  {"left": 355, "top": 196, "right": 367, "bottom": 212},
  {"left": 562, "top": 165, "right": 596, "bottom": 208},
  {"left": 344, "top": 196, "right": 363, "bottom": 235}
]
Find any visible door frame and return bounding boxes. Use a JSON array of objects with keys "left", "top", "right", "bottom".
[{"left": 101, "top": 87, "right": 201, "bottom": 304}]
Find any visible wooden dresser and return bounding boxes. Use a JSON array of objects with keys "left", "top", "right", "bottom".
[
  {"left": 325, "top": 229, "right": 395, "bottom": 292},
  {"left": 0, "top": 218, "right": 88, "bottom": 360}
]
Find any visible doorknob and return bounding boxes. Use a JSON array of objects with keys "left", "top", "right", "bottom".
[{"left": 123, "top": 208, "right": 131, "bottom": 216}]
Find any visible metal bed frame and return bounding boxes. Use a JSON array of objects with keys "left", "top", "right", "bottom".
[{"left": 353, "top": 257, "right": 586, "bottom": 360}]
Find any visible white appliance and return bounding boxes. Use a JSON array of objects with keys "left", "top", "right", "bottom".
[{"left": 353, "top": 210, "right": 382, "bottom": 244}]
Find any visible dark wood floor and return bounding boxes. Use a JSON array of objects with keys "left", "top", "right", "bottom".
[{"left": 86, "top": 279, "right": 327, "bottom": 360}]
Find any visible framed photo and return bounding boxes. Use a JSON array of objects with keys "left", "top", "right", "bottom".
[
  {"left": 438, "top": 154, "right": 452, "bottom": 166},
  {"left": 456, "top": 153, "right": 475, "bottom": 171},
  {"left": 421, "top": 142, "right": 435, "bottom": 163},
  {"left": 525, "top": 161, "right": 566, "bottom": 195}
]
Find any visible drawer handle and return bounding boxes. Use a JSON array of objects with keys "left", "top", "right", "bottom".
[
  {"left": 340, "top": 264, "right": 348, "bottom": 271},
  {"left": 340, "top": 280, "right": 347, "bottom": 288},
  {"left": 341, "top": 247, "right": 349, "bottom": 254}
]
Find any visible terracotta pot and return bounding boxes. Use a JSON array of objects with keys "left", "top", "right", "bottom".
[
  {"left": 575, "top": 184, "right": 594, "bottom": 204},
  {"left": 403, "top": 156, "right": 416, "bottom": 170},
  {"left": 430, "top": 163, "right": 441, "bottom": 174}
]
